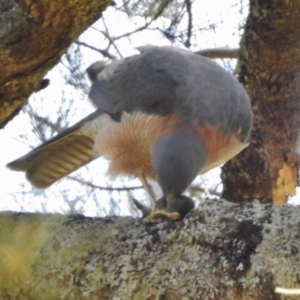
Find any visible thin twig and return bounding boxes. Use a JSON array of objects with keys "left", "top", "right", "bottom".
[
  {"left": 195, "top": 48, "right": 240, "bottom": 59},
  {"left": 100, "top": 23, "right": 123, "bottom": 58},
  {"left": 189, "top": 185, "right": 221, "bottom": 197},
  {"left": 112, "top": 20, "right": 154, "bottom": 41},
  {"left": 184, "top": 0, "right": 193, "bottom": 48},
  {"left": 68, "top": 176, "right": 143, "bottom": 191},
  {"left": 113, "top": 0, "right": 170, "bottom": 41},
  {"left": 101, "top": 17, "right": 123, "bottom": 58},
  {"left": 75, "top": 41, "right": 117, "bottom": 60}
]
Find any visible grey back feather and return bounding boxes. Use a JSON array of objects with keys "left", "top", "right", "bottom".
[{"left": 89, "top": 46, "right": 252, "bottom": 143}]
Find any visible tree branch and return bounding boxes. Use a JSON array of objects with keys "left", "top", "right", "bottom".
[
  {"left": 1, "top": 200, "right": 299, "bottom": 299},
  {"left": 0, "top": 0, "right": 110, "bottom": 128}
]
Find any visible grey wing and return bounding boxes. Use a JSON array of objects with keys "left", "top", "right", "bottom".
[
  {"left": 89, "top": 46, "right": 192, "bottom": 116},
  {"left": 89, "top": 45, "right": 252, "bottom": 140},
  {"left": 6, "top": 110, "right": 103, "bottom": 189}
]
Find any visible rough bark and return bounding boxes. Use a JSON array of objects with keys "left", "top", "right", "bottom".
[
  {"left": 0, "top": 201, "right": 299, "bottom": 299},
  {"left": 222, "top": 0, "right": 300, "bottom": 205},
  {"left": 0, "top": 0, "right": 110, "bottom": 128}
]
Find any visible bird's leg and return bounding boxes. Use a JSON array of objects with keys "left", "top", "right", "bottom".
[
  {"left": 128, "top": 192, "right": 151, "bottom": 218},
  {"left": 139, "top": 174, "right": 157, "bottom": 207},
  {"left": 138, "top": 174, "right": 176, "bottom": 221}
]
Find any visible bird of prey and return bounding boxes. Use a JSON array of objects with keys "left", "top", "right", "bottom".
[{"left": 7, "top": 46, "right": 252, "bottom": 221}]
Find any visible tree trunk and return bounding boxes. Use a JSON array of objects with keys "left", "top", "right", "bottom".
[
  {"left": 0, "top": 0, "right": 110, "bottom": 128},
  {"left": 222, "top": 0, "right": 300, "bottom": 205},
  {"left": 0, "top": 201, "right": 299, "bottom": 299}
]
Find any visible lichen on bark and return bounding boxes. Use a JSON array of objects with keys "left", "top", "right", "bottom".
[{"left": 1, "top": 200, "right": 299, "bottom": 299}]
